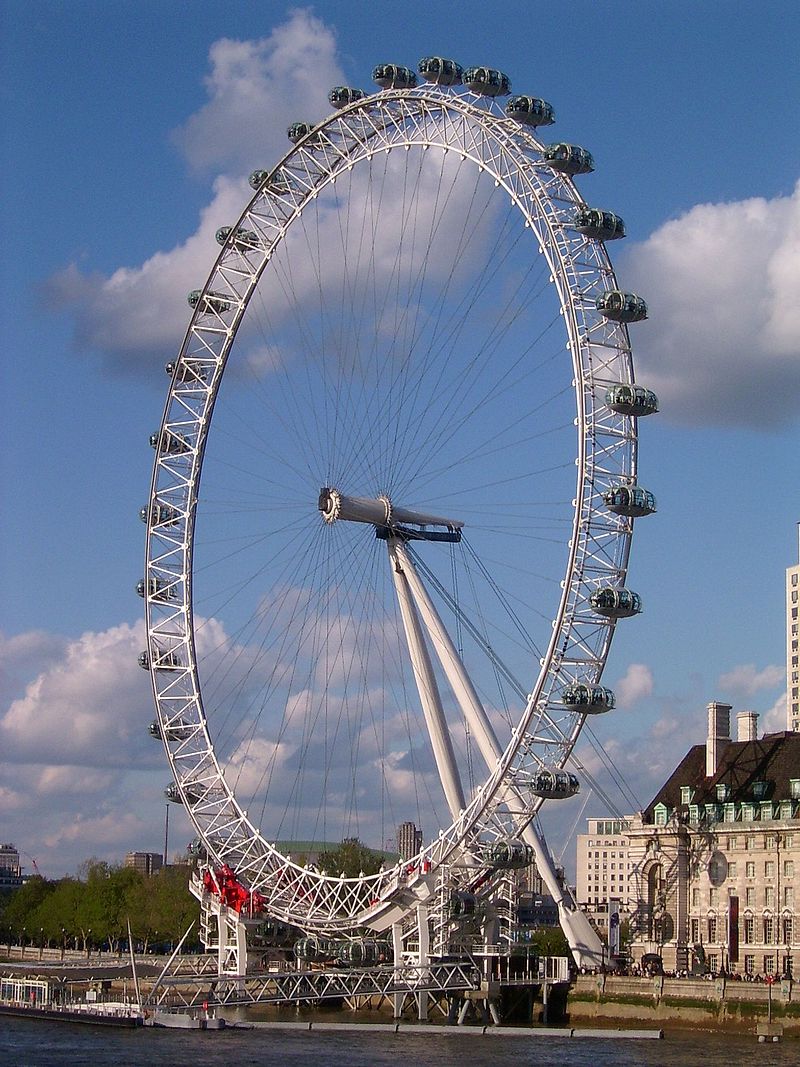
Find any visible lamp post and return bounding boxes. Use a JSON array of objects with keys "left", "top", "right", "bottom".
[
  {"left": 39, "top": 927, "right": 44, "bottom": 960},
  {"left": 86, "top": 928, "right": 92, "bottom": 959},
  {"left": 61, "top": 927, "right": 66, "bottom": 962},
  {"left": 21, "top": 926, "right": 26, "bottom": 960}
]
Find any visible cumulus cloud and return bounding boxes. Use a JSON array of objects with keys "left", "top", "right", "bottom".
[
  {"left": 623, "top": 180, "right": 800, "bottom": 427},
  {"left": 172, "top": 10, "right": 342, "bottom": 173},
  {"left": 760, "top": 690, "right": 789, "bottom": 735},
  {"left": 718, "top": 662, "right": 785, "bottom": 697},
  {"left": 0, "top": 620, "right": 154, "bottom": 768},
  {"left": 613, "top": 662, "right": 654, "bottom": 707}
]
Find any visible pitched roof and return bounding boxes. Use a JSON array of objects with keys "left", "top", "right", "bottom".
[{"left": 645, "top": 731, "right": 800, "bottom": 817}]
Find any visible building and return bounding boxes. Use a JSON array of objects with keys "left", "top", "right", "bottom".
[
  {"left": 788, "top": 524, "right": 799, "bottom": 732},
  {"left": 124, "top": 851, "right": 163, "bottom": 876},
  {"left": 576, "top": 817, "right": 634, "bottom": 909},
  {"left": 396, "top": 821, "right": 423, "bottom": 861},
  {"left": 0, "top": 844, "right": 22, "bottom": 889},
  {"left": 627, "top": 702, "right": 800, "bottom": 977}
]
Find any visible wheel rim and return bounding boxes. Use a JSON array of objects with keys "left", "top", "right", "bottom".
[{"left": 145, "top": 78, "right": 638, "bottom": 933}]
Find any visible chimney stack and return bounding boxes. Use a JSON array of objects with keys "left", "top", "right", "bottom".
[
  {"left": 706, "top": 701, "right": 732, "bottom": 777},
  {"left": 737, "top": 711, "right": 758, "bottom": 742}
]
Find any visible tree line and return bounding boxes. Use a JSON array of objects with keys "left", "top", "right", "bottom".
[{"left": 0, "top": 859, "right": 200, "bottom": 953}]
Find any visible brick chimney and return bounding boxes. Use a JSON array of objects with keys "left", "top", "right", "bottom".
[
  {"left": 706, "top": 701, "right": 732, "bottom": 777},
  {"left": 737, "top": 711, "right": 758, "bottom": 742}
]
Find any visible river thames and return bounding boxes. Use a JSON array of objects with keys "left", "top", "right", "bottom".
[{"left": 1, "top": 1018, "right": 797, "bottom": 1067}]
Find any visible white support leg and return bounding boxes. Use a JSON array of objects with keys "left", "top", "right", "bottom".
[
  {"left": 394, "top": 540, "right": 606, "bottom": 969},
  {"left": 388, "top": 539, "right": 465, "bottom": 822}
]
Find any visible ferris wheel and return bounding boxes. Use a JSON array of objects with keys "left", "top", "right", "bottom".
[{"left": 142, "top": 58, "right": 655, "bottom": 959}]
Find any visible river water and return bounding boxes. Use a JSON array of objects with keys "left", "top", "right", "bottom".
[{"left": 1, "top": 1017, "right": 796, "bottom": 1067}]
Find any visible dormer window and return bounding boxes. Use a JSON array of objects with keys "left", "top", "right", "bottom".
[
  {"left": 790, "top": 779, "right": 800, "bottom": 800},
  {"left": 752, "top": 780, "right": 768, "bottom": 800},
  {"left": 716, "top": 783, "right": 729, "bottom": 802},
  {"left": 681, "top": 786, "right": 693, "bottom": 805}
]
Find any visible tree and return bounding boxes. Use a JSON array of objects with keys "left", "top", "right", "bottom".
[{"left": 318, "top": 838, "right": 385, "bottom": 878}]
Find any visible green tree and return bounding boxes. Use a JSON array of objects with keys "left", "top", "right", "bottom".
[{"left": 318, "top": 838, "right": 384, "bottom": 878}]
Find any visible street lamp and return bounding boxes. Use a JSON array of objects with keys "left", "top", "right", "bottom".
[
  {"left": 21, "top": 926, "right": 26, "bottom": 959},
  {"left": 61, "top": 927, "right": 66, "bottom": 962},
  {"left": 86, "top": 928, "right": 92, "bottom": 959},
  {"left": 39, "top": 927, "right": 44, "bottom": 960}
]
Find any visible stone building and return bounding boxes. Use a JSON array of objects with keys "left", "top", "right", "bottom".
[{"left": 627, "top": 702, "right": 800, "bottom": 976}]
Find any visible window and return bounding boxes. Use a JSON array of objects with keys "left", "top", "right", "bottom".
[
  {"left": 745, "top": 835, "right": 756, "bottom": 850},
  {"left": 784, "top": 860, "right": 794, "bottom": 878},
  {"left": 764, "top": 917, "right": 774, "bottom": 944},
  {"left": 681, "top": 786, "right": 693, "bottom": 805},
  {"left": 691, "top": 918, "right": 700, "bottom": 943},
  {"left": 745, "top": 887, "right": 755, "bottom": 906},
  {"left": 744, "top": 954, "right": 755, "bottom": 975},
  {"left": 790, "top": 780, "right": 800, "bottom": 800},
  {"left": 692, "top": 888, "right": 700, "bottom": 907},
  {"left": 764, "top": 955, "right": 776, "bottom": 975},
  {"left": 708, "top": 916, "right": 717, "bottom": 942},
  {"left": 765, "top": 886, "right": 774, "bottom": 907},
  {"left": 706, "top": 953, "right": 719, "bottom": 973},
  {"left": 765, "top": 861, "right": 775, "bottom": 879},
  {"left": 709, "top": 888, "right": 718, "bottom": 906},
  {"left": 716, "top": 783, "right": 728, "bottom": 802},
  {"left": 728, "top": 836, "right": 738, "bottom": 849},
  {"left": 744, "top": 916, "right": 754, "bottom": 944},
  {"left": 746, "top": 861, "right": 755, "bottom": 878},
  {"left": 728, "top": 862, "right": 737, "bottom": 879},
  {"left": 764, "top": 834, "right": 776, "bottom": 849},
  {"left": 784, "top": 886, "right": 794, "bottom": 906}
]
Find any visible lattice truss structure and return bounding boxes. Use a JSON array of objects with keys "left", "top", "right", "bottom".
[{"left": 143, "top": 62, "right": 654, "bottom": 949}]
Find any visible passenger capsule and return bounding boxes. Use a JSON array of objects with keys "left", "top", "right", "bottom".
[
  {"left": 136, "top": 577, "right": 174, "bottom": 602},
  {"left": 530, "top": 770, "right": 580, "bottom": 799},
  {"left": 328, "top": 86, "right": 366, "bottom": 108},
  {"left": 449, "top": 891, "right": 477, "bottom": 918},
  {"left": 164, "top": 782, "right": 183, "bottom": 804},
  {"left": 605, "top": 383, "right": 659, "bottom": 417},
  {"left": 372, "top": 63, "right": 417, "bottom": 89},
  {"left": 590, "top": 587, "right": 642, "bottom": 619},
  {"left": 542, "top": 143, "right": 594, "bottom": 175},
  {"left": 138, "top": 651, "right": 150, "bottom": 670},
  {"left": 148, "top": 648, "right": 183, "bottom": 670},
  {"left": 561, "top": 684, "right": 616, "bottom": 713},
  {"left": 462, "top": 66, "right": 511, "bottom": 97},
  {"left": 488, "top": 840, "right": 533, "bottom": 869},
  {"left": 287, "top": 121, "right": 316, "bottom": 143},
  {"left": 165, "top": 360, "right": 209, "bottom": 384},
  {"left": 150, "top": 717, "right": 193, "bottom": 741},
  {"left": 418, "top": 56, "right": 463, "bottom": 86},
  {"left": 602, "top": 485, "right": 657, "bottom": 517},
  {"left": 249, "top": 168, "right": 292, "bottom": 194},
  {"left": 294, "top": 935, "right": 333, "bottom": 961},
  {"left": 575, "top": 208, "right": 626, "bottom": 241},
  {"left": 337, "top": 939, "right": 389, "bottom": 966},
  {"left": 139, "top": 502, "right": 180, "bottom": 527},
  {"left": 596, "top": 290, "right": 648, "bottom": 323},
  {"left": 150, "top": 429, "right": 190, "bottom": 454},
  {"left": 505, "top": 95, "right": 554, "bottom": 127},
  {"left": 188, "top": 290, "right": 232, "bottom": 315},
  {"left": 215, "top": 225, "right": 259, "bottom": 252}
]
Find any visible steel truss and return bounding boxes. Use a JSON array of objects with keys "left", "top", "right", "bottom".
[{"left": 144, "top": 63, "right": 649, "bottom": 964}]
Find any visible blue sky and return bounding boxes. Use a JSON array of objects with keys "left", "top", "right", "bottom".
[{"left": 1, "top": 1, "right": 798, "bottom": 879}]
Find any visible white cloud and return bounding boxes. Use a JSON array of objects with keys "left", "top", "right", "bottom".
[
  {"left": 623, "top": 180, "right": 800, "bottom": 427},
  {"left": 760, "top": 690, "right": 788, "bottom": 735},
  {"left": 172, "top": 11, "right": 343, "bottom": 173},
  {"left": 613, "top": 662, "right": 654, "bottom": 707},
  {"left": 718, "top": 662, "right": 784, "bottom": 697}
]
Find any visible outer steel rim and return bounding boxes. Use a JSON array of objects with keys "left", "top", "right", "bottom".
[{"left": 144, "top": 78, "right": 637, "bottom": 933}]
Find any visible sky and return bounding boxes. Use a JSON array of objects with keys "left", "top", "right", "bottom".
[{"left": 1, "top": 0, "right": 798, "bottom": 882}]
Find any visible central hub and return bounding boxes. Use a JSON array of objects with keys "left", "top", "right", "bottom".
[{"left": 318, "top": 488, "right": 463, "bottom": 541}]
